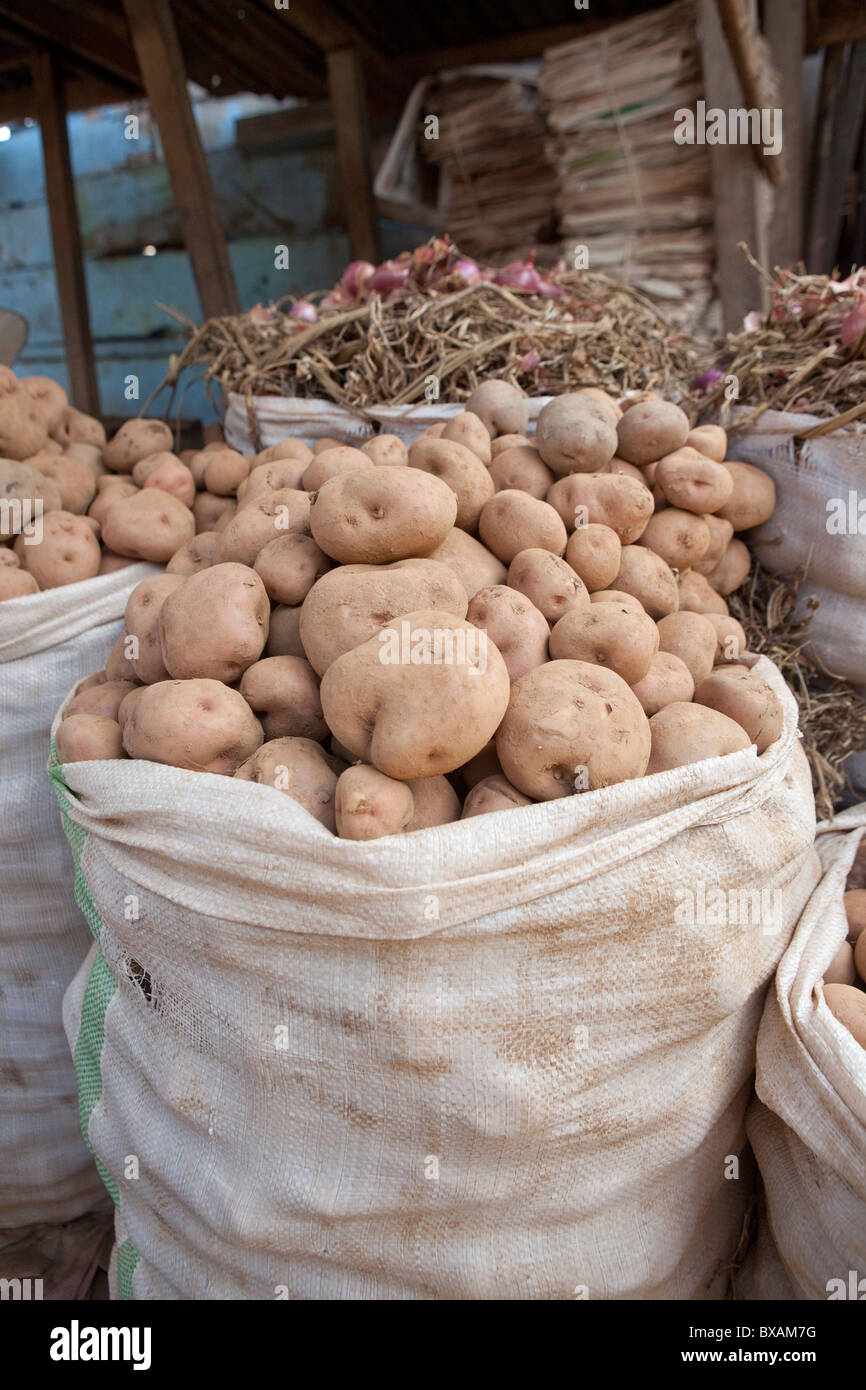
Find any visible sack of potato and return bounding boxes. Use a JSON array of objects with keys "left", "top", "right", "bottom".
[
  {"left": 49, "top": 381, "right": 824, "bottom": 1299},
  {"left": 740, "top": 808, "right": 866, "bottom": 1301}
]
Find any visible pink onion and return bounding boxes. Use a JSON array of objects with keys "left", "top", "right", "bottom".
[
  {"left": 494, "top": 256, "right": 562, "bottom": 297},
  {"left": 520, "top": 350, "right": 541, "bottom": 372},
  {"left": 840, "top": 298, "right": 866, "bottom": 347},
  {"left": 453, "top": 258, "right": 481, "bottom": 283},
  {"left": 340, "top": 260, "right": 375, "bottom": 299},
  {"left": 691, "top": 369, "right": 724, "bottom": 392},
  {"left": 289, "top": 300, "right": 318, "bottom": 324},
  {"left": 247, "top": 303, "right": 274, "bottom": 325},
  {"left": 370, "top": 259, "right": 411, "bottom": 294},
  {"left": 743, "top": 311, "right": 762, "bottom": 332}
]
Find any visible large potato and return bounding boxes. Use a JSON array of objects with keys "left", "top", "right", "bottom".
[
  {"left": 320, "top": 609, "right": 511, "bottom": 779},
  {"left": 28, "top": 453, "right": 96, "bottom": 514},
  {"left": 546, "top": 472, "right": 653, "bottom": 543},
  {"left": 426, "top": 526, "right": 506, "bottom": 597},
  {"left": 613, "top": 546, "right": 679, "bottom": 618},
  {"left": 467, "top": 584, "right": 549, "bottom": 681},
  {"left": 478, "top": 490, "right": 567, "bottom": 564},
  {"left": 104, "top": 419, "right": 173, "bottom": 473},
  {"left": 238, "top": 458, "right": 307, "bottom": 503},
  {"left": 301, "top": 446, "right": 374, "bottom": 491},
  {"left": 407, "top": 437, "right": 494, "bottom": 531},
  {"left": 440, "top": 411, "right": 491, "bottom": 463},
  {"left": 254, "top": 532, "right": 331, "bottom": 606},
  {"left": 693, "top": 666, "right": 782, "bottom": 753},
  {"left": 496, "top": 659, "right": 651, "bottom": 798},
  {"left": 549, "top": 603, "right": 658, "bottom": 685},
  {"left": 647, "top": 702, "right": 751, "bottom": 773},
  {"left": 565, "top": 523, "right": 622, "bottom": 592},
  {"left": 159, "top": 563, "right": 269, "bottom": 682},
  {"left": 300, "top": 558, "right": 468, "bottom": 675},
  {"left": 361, "top": 434, "right": 408, "bottom": 468},
  {"left": 488, "top": 445, "right": 554, "bottom": 499},
  {"left": 123, "top": 678, "right": 262, "bottom": 774},
  {"left": 535, "top": 394, "right": 617, "bottom": 475},
  {"left": 656, "top": 611, "right": 718, "bottom": 686},
  {"left": 203, "top": 448, "right": 251, "bottom": 497},
  {"left": 655, "top": 448, "right": 734, "bottom": 514},
  {"left": 239, "top": 655, "right": 326, "bottom": 741},
  {"left": 215, "top": 488, "right": 310, "bottom": 566},
  {"left": 0, "top": 460, "right": 62, "bottom": 540},
  {"left": 716, "top": 460, "right": 776, "bottom": 530},
  {"left": 0, "top": 384, "right": 48, "bottom": 459},
  {"left": 703, "top": 538, "right": 750, "bottom": 595},
  {"left": 462, "top": 773, "right": 532, "bottom": 818},
  {"left": 631, "top": 651, "right": 695, "bottom": 716},
  {"left": 166, "top": 531, "right": 219, "bottom": 576},
  {"left": 56, "top": 714, "right": 124, "bottom": 763},
  {"left": 335, "top": 764, "right": 414, "bottom": 840},
  {"left": 506, "top": 549, "right": 590, "bottom": 624},
  {"left": 615, "top": 400, "right": 689, "bottom": 465},
  {"left": 125, "top": 573, "right": 187, "bottom": 683},
  {"left": 14, "top": 511, "right": 101, "bottom": 588},
  {"left": 310, "top": 466, "right": 456, "bottom": 564},
  {"left": 637, "top": 509, "right": 711, "bottom": 569},
  {"left": 102, "top": 488, "right": 195, "bottom": 562},
  {"left": 464, "top": 380, "right": 528, "bottom": 438},
  {"left": 234, "top": 737, "right": 341, "bottom": 830}
]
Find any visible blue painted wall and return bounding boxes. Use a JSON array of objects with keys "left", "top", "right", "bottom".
[{"left": 0, "top": 93, "right": 424, "bottom": 425}]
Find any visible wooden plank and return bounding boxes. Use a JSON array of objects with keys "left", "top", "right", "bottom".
[
  {"left": 809, "top": 0, "right": 866, "bottom": 49},
  {"left": 698, "top": 0, "right": 766, "bottom": 331},
  {"left": 764, "top": 0, "right": 806, "bottom": 268},
  {"left": 401, "top": 18, "right": 648, "bottom": 76},
  {"left": 327, "top": 48, "right": 380, "bottom": 264},
  {"left": 122, "top": 0, "right": 240, "bottom": 319},
  {"left": 0, "top": 74, "right": 136, "bottom": 122},
  {"left": 235, "top": 102, "right": 335, "bottom": 151},
  {"left": 0, "top": 0, "right": 139, "bottom": 86},
  {"left": 806, "top": 43, "right": 866, "bottom": 272},
  {"left": 31, "top": 51, "right": 99, "bottom": 414},
  {"left": 268, "top": 0, "right": 405, "bottom": 104}
]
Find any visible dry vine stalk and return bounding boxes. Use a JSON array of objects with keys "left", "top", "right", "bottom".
[
  {"left": 729, "top": 563, "right": 866, "bottom": 820},
  {"left": 155, "top": 257, "right": 700, "bottom": 418}
]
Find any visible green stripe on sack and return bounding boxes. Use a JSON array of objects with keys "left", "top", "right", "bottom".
[{"left": 49, "top": 741, "right": 142, "bottom": 1300}]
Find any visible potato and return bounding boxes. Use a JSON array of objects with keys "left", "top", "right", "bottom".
[
  {"left": 655, "top": 448, "right": 734, "bottom": 515},
  {"left": 0, "top": 545, "right": 19, "bottom": 567},
  {"left": 301, "top": 446, "right": 374, "bottom": 491},
  {"left": 310, "top": 466, "right": 456, "bottom": 565},
  {"left": 636, "top": 509, "right": 711, "bottom": 570},
  {"left": 591, "top": 588, "right": 645, "bottom": 613},
  {"left": 686, "top": 424, "right": 727, "bottom": 462},
  {"left": 647, "top": 702, "right": 752, "bottom": 773},
  {"left": 705, "top": 613, "right": 748, "bottom": 665},
  {"left": 166, "top": 531, "right": 219, "bottom": 576},
  {"left": 677, "top": 569, "right": 729, "bottom": 616},
  {"left": 313, "top": 436, "right": 342, "bottom": 454},
  {"left": 461, "top": 773, "right": 532, "bottom": 818},
  {"left": 419, "top": 422, "right": 446, "bottom": 440},
  {"left": 825, "top": 941, "right": 857, "bottom": 988},
  {"left": 823, "top": 983, "right": 866, "bottom": 1049},
  {"left": 239, "top": 654, "right": 326, "bottom": 741},
  {"left": 496, "top": 659, "right": 651, "bottom": 798},
  {"left": 613, "top": 545, "right": 678, "bottom": 619},
  {"left": 693, "top": 513, "right": 734, "bottom": 573},
  {"left": 490, "top": 433, "right": 532, "bottom": 456},
  {"left": 234, "top": 737, "right": 341, "bottom": 830},
  {"left": 0, "top": 569, "right": 39, "bottom": 601},
  {"left": 361, "top": 434, "right": 408, "bottom": 468},
  {"left": 104, "top": 419, "right": 173, "bottom": 473},
  {"left": 125, "top": 573, "right": 187, "bottom": 683},
  {"left": 21, "top": 375, "right": 68, "bottom": 434},
  {"left": 564, "top": 523, "right": 622, "bottom": 592},
  {"left": 335, "top": 764, "right": 414, "bottom": 839},
  {"left": 546, "top": 472, "right": 654, "bottom": 544},
  {"left": 199, "top": 447, "right": 250, "bottom": 497},
  {"left": 193, "top": 491, "right": 235, "bottom": 533},
  {"left": 631, "top": 651, "right": 694, "bottom": 716},
  {"left": 460, "top": 740, "right": 501, "bottom": 787},
  {"left": 63, "top": 679, "right": 137, "bottom": 723},
  {"left": 133, "top": 453, "right": 196, "bottom": 507},
  {"left": 15, "top": 510, "right": 101, "bottom": 588},
  {"left": 535, "top": 394, "right": 617, "bottom": 475},
  {"left": 74, "top": 670, "right": 108, "bottom": 694},
  {"left": 717, "top": 460, "right": 776, "bottom": 531},
  {"left": 506, "top": 548, "right": 590, "bottom": 624},
  {"left": 549, "top": 603, "right": 658, "bottom": 685},
  {"left": 64, "top": 442, "right": 106, "bottom": 478},
  {"left": 159, "top": 563, "right": 269, "bottom": 683},
  {"left": 55, "top": 714, "right": 124, "bottom": 763},
  {"left": 299, "top": 557, "right": 468, "bottom": 675},
  {"left": 215, "top": 488, "right": 310, "bottom": 566},
  {"left": 488, "top": 445, "right": 554, "bottom": 499},
  {"left": 478, "top": 490, "right": 567, "bottom": 564},
  {"left": 405, "top": 775, "right": 461, "bottom": 830},
  {"left": 844, "top": 888, "right": 866, "bottom": 941},
  {"left": 238, "top": 459, "right": 307, "bottom": 504},
  {"left": 0, "top": 460, "right": 62, "bottom": 540},
  {"left": 704, "top": 538, "right": 751, "bottom": 595},
  {"left": 571, "top": 387, "right": 621, "bottom": 426},
  {"left": 467, "top": 584, "right": 549, "bottom": 681},
  {"left": 0, "top": 385, "right": 49, "bottom": 458},
  {"left": 88, "top": 479, "right": 138, "bottom": 527},
  {"left": 426, "top": 526, "right": 506, "bottom": 597},
  {"left": 101, "top": 487, "right": 194, "bottom": 563},
  {"left": 27, "top": 453, "right": 96, "bottom": 515},
  {"left": 53, "top": 409, "right": 106, "bottom": 451},
  {"left": 105, "top": 632, "right": 138, "bottom": 683},
  {"left": 440, "top": 411, "right": 492, "bottom": 463},
  {"left": 256, "top": 438, "right": 313, "bottom": 468},
  {"left": 266, "top": 604, "right": 305, "bottom": 658},
  {"left": 615, "top": 400, "right": 689, "bottom": 465},
  {"left": 320, "top": 609, "right": 510, "bottom": 779},
  {"left": 694, "top": 666, "right": 783, "bottom": 753},
  {"left": 464, "top": 380, "right": 528, "bottom": 439},
  {"left": 116, "top": 686, "right": 145, "bottom": 730},
  {"left": 123, "top": 678, "right": 263, "bottom": 774},
  {"left": 656, "top": 611, "right": 717, "bottom": 686},
  {"left": 407, "top": 437, "right": 494, "bottom": 531}
]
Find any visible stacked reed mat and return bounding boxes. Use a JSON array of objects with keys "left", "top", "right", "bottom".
[{"left": 540, "top": 0, "right": 714, "bottom": 327}]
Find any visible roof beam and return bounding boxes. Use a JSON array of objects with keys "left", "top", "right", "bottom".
[{"left": 0, "top": 0, "right": 139, "bottom": 86}]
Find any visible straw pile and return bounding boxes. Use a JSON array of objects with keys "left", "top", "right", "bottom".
[
  {"left": 540, "top": 0, "right": 714, "bottom": 323},
  {"left": 420, "top": 76, "right": 558, "bottom": 265}
]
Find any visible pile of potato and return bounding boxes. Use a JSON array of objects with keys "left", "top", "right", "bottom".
[
  {"left": 0, "top": 366, "right": 198, "bottom": 599},
  {"left": 57, "top": 378, "right": 786, "bottom": 841},
  {"left": 822, "top": 850, "right": 866, "bottom": 1049}
]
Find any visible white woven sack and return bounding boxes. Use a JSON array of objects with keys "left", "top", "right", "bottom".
[
  {"left": 54, "top": 657, "right": 819, "bottom": 1302},
  {"left": 224, "top": 391, "right": 553, "bottom": 452},
  {"left": 742, "top": 805, "right": 866, "bottom": 1301},
  {"left": 731, "top": 408, "right": 866, "bottom": 688},
  {"left": 0, "top": 564, "right": 156, "bottom": 1235}
]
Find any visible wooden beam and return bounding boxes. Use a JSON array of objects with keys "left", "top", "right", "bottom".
[
  {"left": 170, "top": 0, "right": 324, "bottom": 103},
  {"left": 122, "top": 0, "right": 240, "bottom": 319},
  {"left": 808, "top": 0, "right": 866, "bottom": 50},
  {"left": 764, "top": 0, "right": 806, "bottom": 268},
  {"left": 266, "top": 0, "right": 405, "bottom": 104},
  {"left": 401, "top": 18, "right": 653, "bottom": 76},
  {"left": 0, "top": 74, "right": 136, "bottom": 122},
  {"left": 31, "top": 51, "right": 99, "bottom": 415},
  {"left": 327, "top": 48, "right": 380, "bottom": 264},
  {"left": 805, "top": 42, "right": 866, "bottom": 272},
  {"left": 0, "top": 1, "right": 139, "bottom": 86}
]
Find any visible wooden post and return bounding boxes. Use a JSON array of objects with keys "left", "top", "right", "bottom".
[
  {"left": 31, "top": 51, "right": 100, "bottom": 415},
  {"left": 122, "top": 0, "right": 239, "bottom": 319},
  {"left": 765, "top": 0, "right": 806, "bottom": 269},
  {"left": 327, "top": 47, "right": 381, "bottom": 264}
]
